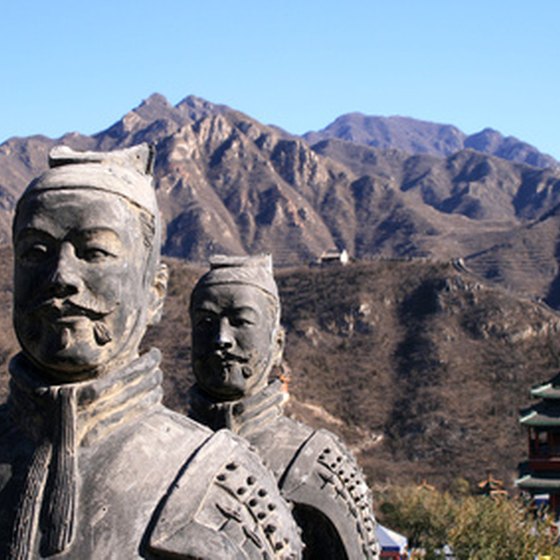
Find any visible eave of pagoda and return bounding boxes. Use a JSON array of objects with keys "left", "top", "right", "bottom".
[
  {"left": 517, "top": 474, "right": 560, "bottom": 491},
  {"left": 531, "top": 382, "right": 560, "bottom": 400},
  {"left": 520, "top": 404, "right": 560, "bottom": 427}
]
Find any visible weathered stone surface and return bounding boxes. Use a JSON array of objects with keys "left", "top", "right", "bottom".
[
  {"left": 0, "top": 146, "right": 302, "bottom": 559},
  {"left": 188, "top": 255, "right": 379, "bottom": 559}
]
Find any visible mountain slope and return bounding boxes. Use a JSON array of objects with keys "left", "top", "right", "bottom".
[
  {"left": 1, "top": 94, "right": 560, "bottom": 303},
  {"left": 0, "top": 253, "right": 556, "bottom": 489}
]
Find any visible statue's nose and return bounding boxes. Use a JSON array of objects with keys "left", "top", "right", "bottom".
[
  {"left": 48, "top": 242, "right": 82, "bottom": 297},
  {"left": 214, "top": 318, "right": 234, "bottom": 349}
]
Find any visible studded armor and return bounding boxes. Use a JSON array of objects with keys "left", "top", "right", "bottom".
[
  {"left": 149, "top": 430, "right": 301, "bottom": 559},
  {"left": 189, "top": 381, "right": 380, "bottom": 560}
]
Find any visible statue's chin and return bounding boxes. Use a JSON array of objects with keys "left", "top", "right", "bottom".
[
  {"left": 195, "top": 360, "right": 269, "bottom": 401},
  {"left": 25, "top": 345, "right": 108, "bottom": 382},
  {"left": 198, "top": 365, "right": 246, "bottom": 399},
  {"left": 18, "top": 321, "right": 97, "bottom": 376},
  {"left": 16, "top": 312, "right": 145, "bottom": 382}
]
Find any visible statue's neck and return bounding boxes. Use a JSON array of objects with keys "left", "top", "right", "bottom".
[
  {"left": 7, "top": 348, "right": 163, "bottom": 447},
  {"left": 188, "top": 379, "right": 288, "bottom": 437}
]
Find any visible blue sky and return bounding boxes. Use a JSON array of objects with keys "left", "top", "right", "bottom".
[{"left": 2, "top": 1, "right": 559, "bottom": 157}]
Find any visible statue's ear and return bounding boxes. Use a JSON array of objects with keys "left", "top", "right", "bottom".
[
  {"left": 148, "top": 263, "right": 168, "bottom": 325},
  {"left": 273, "top": 326, "right": 285, "bottom": 367}
]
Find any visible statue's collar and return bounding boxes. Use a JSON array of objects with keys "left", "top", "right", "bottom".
[
  {"left": 6, "top": 350, "right": 164, "bottom": 557},
  {"left": 188, "top": 379, "right": 288, "bottom": 437},
  {"left": 8, "top": 348, "right": 163, "bottom": 446}
]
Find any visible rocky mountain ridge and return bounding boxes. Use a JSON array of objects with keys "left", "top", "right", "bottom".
[
  {"left": 304, "top": 113, "right": 559, "bottom": 170},
  {"left": 1, "top": 94, "right": 560, "bottom": 305}
]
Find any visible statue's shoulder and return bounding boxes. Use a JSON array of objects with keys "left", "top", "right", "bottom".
[
  {"left": 245, "top": 415, "right": 313, "bottom": 480},
  {"left": 147, "top": 429, "right": 303, "bottom": 560},
  {"left": 153, "top": 404, "right": 213, "bottom": 440},
  {"left": 281, "top": 428, "right": 379, "bottom": 559}
]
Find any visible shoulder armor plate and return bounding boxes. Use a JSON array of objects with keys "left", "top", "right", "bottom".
[
  {"left": 281, "top": 429, "right": 379, "bottom": 559},
  {"left": 148, "top": 429, "right": 302, "bottom": 559}
]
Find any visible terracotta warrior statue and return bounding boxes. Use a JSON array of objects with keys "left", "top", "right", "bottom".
[
  {"left": 188, "top": 255, "right": 380, "bottom": 560},
  {"left": 0, "top": 146, "right": 303, "bottom": 559}
]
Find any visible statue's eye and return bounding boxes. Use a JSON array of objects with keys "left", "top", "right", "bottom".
[
  {"left": 76, "top": 231, "right": 120, "bottom": 262},
  {"left": 230, "top": 316, "right": 255, "bottom": 327},
  {"left": 81, "top": 247, "right": 113, "bottom": 262},
  {"left": 18, "top": 243, "right": 50, "bottom": 264},
  {"left": 195, "top": 314, "right": 215, "bottom": 329}
]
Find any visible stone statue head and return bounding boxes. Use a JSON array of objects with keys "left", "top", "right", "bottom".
[
  {"left": 190, "top": 254, "right": 285, "bottom": 400},
  {"left": 12, "top": 144, "right": 168, "bottom": 382}
]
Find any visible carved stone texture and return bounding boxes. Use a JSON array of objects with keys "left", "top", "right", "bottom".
[
  {"left": 189, "top": 255, "right": 380, "bottom": 559},
  {"left": 0, "top": 146, "right": 302, "bottom": 559}
]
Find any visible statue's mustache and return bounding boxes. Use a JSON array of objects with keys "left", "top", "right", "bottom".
[
  {"left": 194, "top": 349, "right": 249, "bottom": 363},
  {"left": 17, "top": 295, "right": 116, "bottom": 346},
  {"left": 26, "top": 294, "right": 117, "bottom": 319}
]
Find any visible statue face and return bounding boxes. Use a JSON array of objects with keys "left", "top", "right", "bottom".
[
  {"left": 191, "top": 283, "right": 281, "bottom": 400},
  {"left": 13, "top": 189, "right": 156, "bottom": 381}
]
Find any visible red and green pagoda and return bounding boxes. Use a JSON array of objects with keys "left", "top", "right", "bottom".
[{"left": 518, "top": 372, "right": 560, "bottom": 515}]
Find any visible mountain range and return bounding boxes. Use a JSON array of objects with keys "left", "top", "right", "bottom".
[
  {"left": 1, "top": 93, "right": 560, "bottom": 305},
  {"left": 304, "top": 113, "right": 559, "bottom": 170}
]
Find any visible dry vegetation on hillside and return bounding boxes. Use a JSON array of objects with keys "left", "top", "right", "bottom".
[
  {"left": 147, "top": 257, "right": 560, "bottom": 490},
  {"left": 1, "top": 249, "right": 559, "bottom": 491}
]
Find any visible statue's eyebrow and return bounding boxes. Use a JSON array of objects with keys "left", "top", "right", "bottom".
[
  {"left": 16, "top": 227, "right": 121, "bottom": 242},
  {"left": 192, "top": 302, "right": 220, "bottom": 314},
  {"left": 193, "top": 303, "right": 258, "bottom": 316},
  {"left": 78, "top": 228, "right": 122, "bottom": 242},
  {"left": 14, "top": 227, "right": 55, "bottom": 243},
  {"left": 80, "top": 227, "right": 119, "bottom": 234},
  {"left": 230, "top": 306, "right": 259, "bottom": 316}
]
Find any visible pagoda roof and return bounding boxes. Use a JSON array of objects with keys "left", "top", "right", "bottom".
[
  {"left": 520, "top": 401, "right": 560, "bottom": 427},
  {"left": 530, "top": 372, "right": 560, "bottom": 399},
  {"left": 531, "top": 383, "right": 560, "bottom": 400},
  {"left": 517, "top": 474, "right": 560, "bottom": 491}
]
